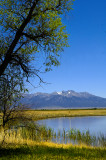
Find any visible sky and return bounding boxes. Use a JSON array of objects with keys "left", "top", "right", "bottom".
[{"left": 28, "top": 0, "right": 106, "bottom": 98}]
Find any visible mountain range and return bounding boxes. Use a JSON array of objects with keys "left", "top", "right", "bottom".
[{"left": 20, "top": 90, "right": 106, "bottom": 109}]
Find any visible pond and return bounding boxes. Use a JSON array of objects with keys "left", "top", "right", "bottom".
[
  {"left": 37, "top": 116, "right": 106, "bottom": 146},
  {"left": 37, "top": 116, "right": 106, "bottom": 136}
]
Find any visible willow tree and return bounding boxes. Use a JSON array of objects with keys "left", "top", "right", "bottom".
[{"left": 0, "top": 0, "right": 74, "bottom": 80}]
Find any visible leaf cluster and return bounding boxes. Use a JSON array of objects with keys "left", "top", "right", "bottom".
[{"left": 0, "top": 0, "right": 74, "bottom": 75}]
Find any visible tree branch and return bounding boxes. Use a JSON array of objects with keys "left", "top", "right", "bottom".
[
  {"left": 0, "top": 0, "right": 39, "bottom": 76},
  {"left": 32, "top": 0, "right": 62, "bottom": 16},
  {"left": 13, "top": 40, "right": 29, "bottom": 55},
  {"left": 11, "top": 55, "right": 29, "bottom": 74},
  {"left": 22, "top": 32, "right": 47, "bottom": 41}
]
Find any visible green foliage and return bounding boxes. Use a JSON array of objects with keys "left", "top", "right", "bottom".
[
  {"left": 0, "top": 0, "right": 74, "bottom": 76},
  {"left": 0, "top": 1, "right": 74, "bottom": 128}
]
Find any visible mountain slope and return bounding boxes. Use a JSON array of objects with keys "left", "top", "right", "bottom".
[{"left": 20, "top": 90, "right": 106, "bottom": 109}]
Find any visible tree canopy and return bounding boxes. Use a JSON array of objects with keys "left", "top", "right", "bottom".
[
  {"left": 0, "top": 0, "right": 74, "bottom": 79},
  {"left": 0, "top": 0, "right": 74, "bottom": 140}
]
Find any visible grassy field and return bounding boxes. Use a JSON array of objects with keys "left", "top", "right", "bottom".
[
  {"left": 0, "top": 142, "right": 106, "bottom": 160},
  {"left": 0, "top": 109, "right": 106, "bottom": 160},
  {"left": 0, "top": 109, "right": 106, "bottom": 121},
  {"left": 24, "top": 108, "right": 106, "bottom": 120}
]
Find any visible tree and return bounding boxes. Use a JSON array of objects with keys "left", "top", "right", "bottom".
[
  {"left": 0, "top": 0, "right": 74, "bottom": 80},
  {"left": 0, "top": 65, "right": 28, "bottom": 129},
  {"left": 0, "top": 0, "right": 74, "bottom": 141},
  {"left": 0, "top": 66, "right": 42, "bottom": 145}
]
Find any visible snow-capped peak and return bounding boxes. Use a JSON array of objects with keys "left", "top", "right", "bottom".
[{"left": 57, "top": 92, "right": 62, "bottom": 95}]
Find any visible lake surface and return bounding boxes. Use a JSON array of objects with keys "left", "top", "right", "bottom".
[{"left": 37, "top": 116, "right": 106, "bottom": 137}]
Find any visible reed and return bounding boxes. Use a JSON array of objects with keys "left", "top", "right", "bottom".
[
  {"left": 0, "top": 125, "right": 105, "bottom": 147},
  {"left": 0, "top": 109, "right": 106, "bottom": 159}
]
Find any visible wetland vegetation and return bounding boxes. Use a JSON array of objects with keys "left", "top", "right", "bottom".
[
  {"left": 23, "top": 108, "right": 106, "bottom": 121},
  {"left": 0, "top": 109, "right": 106, "bottom": 159}
]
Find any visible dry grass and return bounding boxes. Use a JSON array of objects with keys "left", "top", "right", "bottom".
[{"left": 24, "top": 109, "right": 106, "bottom": 121}]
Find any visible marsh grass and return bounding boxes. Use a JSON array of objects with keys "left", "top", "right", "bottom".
[
  {"left": 0, "top": 109, "right": 106, "bottom": 159},
  {"left": 23, "top": 109, "right": 106, "bottom": 121},
  {"left": 0, "top": 125, "right": 105, "bottom": 147}
]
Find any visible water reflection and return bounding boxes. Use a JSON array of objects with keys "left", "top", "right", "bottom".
[{"left": 37, "top": 116, "right": 106, "bottom": 137}]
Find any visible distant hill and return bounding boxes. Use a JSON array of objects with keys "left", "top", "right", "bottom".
[{"left": 20, "top": 90, "right": 106, "bottom": 109}]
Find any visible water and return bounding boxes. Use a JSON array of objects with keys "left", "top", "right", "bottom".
[{"left": 37, "top": 116, "right": 106, "bottom": 137}]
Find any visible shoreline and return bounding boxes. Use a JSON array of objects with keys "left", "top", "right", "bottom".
[{"left": 24, "top": 108, "right": 106, "bottom": 121}]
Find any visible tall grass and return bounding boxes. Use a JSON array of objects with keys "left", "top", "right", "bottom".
[
  {"left": 0, "top": 125, "right": 105, "bottom": 147},
  {"left": 0, "top": 128, "right": 106, "bottom": 159},
  {"left": 0, "top": 109, "right": 106, "bottom": 160}
]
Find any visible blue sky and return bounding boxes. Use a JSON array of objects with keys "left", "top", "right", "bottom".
[{"left": 28, "top": 0, "right": 106, "bottom": 97}]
